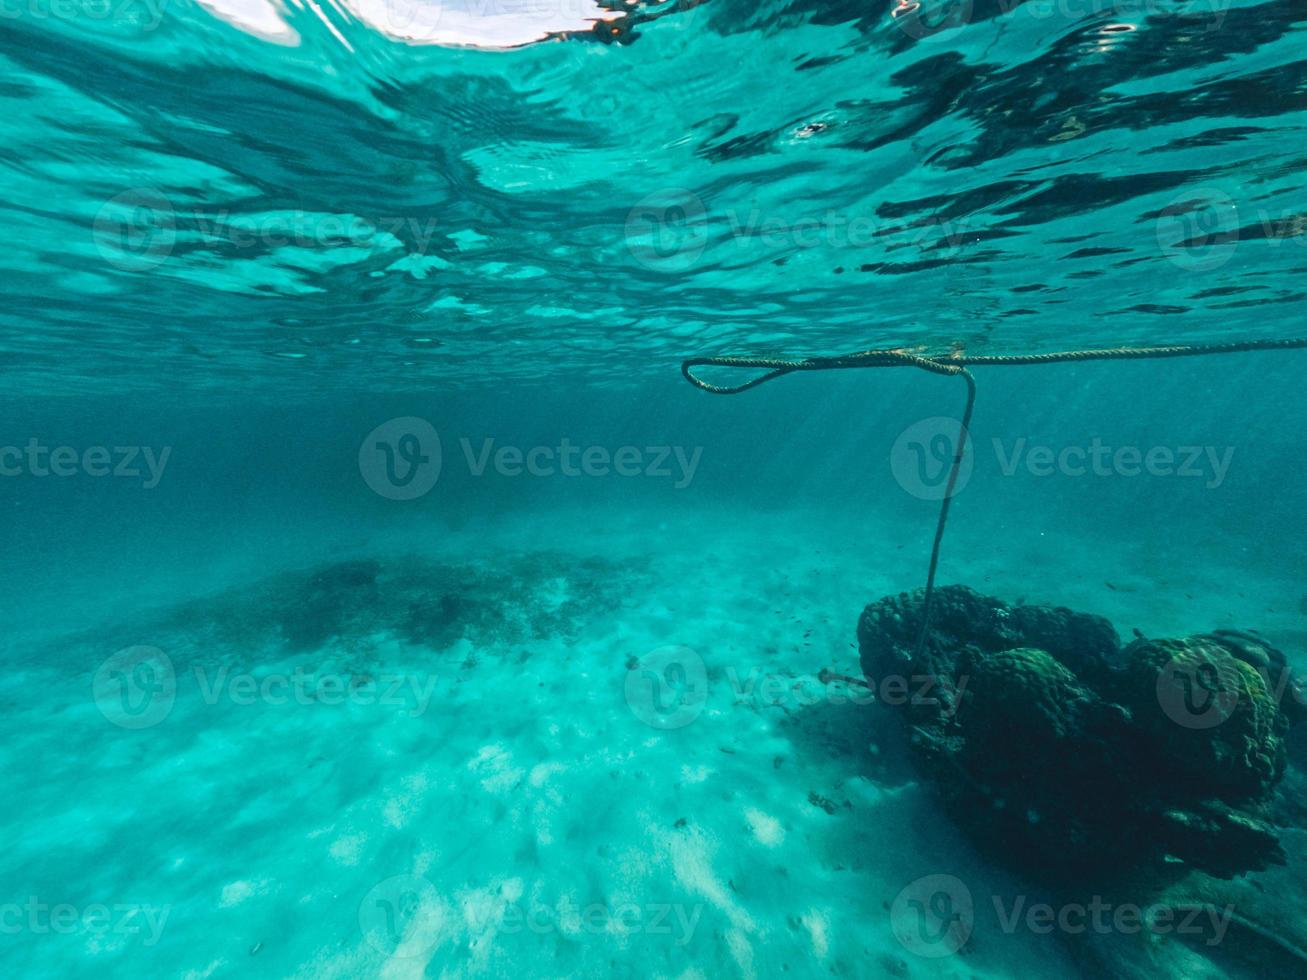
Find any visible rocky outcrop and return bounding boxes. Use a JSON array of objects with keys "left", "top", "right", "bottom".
[{"left": 857, "top": 585, "right": 1301, "bottom": 883}]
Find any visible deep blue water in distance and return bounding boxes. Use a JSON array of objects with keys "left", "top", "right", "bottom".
[{"left": 2, "top": 2, "right": 1307, "bottom": 978}]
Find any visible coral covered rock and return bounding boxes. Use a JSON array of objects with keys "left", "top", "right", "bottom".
[
  {"left": 856, "top": 586, "right": 1301, "bottom": 884},
  {"left": 1124, "top": 636, "right": 1289, "bottom": 801},
  {"left": 956, "top": 646, "right": 1097, "bottom": 767},
  {"left": 857, "top": 585, "right": 1121, "bottom": 728}
]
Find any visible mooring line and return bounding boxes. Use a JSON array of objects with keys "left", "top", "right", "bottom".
[{"left": 682, "top": 338, "right": 1307, "bottom": 657}]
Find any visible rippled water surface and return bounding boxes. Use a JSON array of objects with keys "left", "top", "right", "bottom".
[{"left": 4, "top": 0, "right": 1307, "bottom": 392}]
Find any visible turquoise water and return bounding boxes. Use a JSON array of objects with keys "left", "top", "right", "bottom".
[{"left": 3, "top": 3, "right": 1307, "bottom": 978}]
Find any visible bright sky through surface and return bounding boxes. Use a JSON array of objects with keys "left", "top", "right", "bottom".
[{"left": 201, "top": 0, "right": 620, "bottom": 47}]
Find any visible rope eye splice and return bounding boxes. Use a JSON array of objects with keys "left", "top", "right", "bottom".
[{"left": 680, "top": 338, "right": 1307, "bottom": 659}]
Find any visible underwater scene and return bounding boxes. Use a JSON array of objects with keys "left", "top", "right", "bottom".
[{"left": 3, "top": 1, "right": 1307, "bottom": 978}]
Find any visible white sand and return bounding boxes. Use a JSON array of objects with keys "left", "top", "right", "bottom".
[{"left": 1, "top": 502, "right": 1300, "bottom": 978}]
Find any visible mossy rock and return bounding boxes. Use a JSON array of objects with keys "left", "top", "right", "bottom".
[
  {"left": 856, "top": 587, "right": 1301, "bottom": 884},
  {"left": 1125, "top": 637, "right": 1289, "bottom": 802},
  {"left": 957, "top": 646, "right": 1096, "bottom": 754},
  {"left": 857, "top": 585, "right": 1120, "bottom": 731}
]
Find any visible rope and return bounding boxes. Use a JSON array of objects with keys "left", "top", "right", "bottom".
[{"left": 682, "top": 337, "right": 1307, "bottom": 658}]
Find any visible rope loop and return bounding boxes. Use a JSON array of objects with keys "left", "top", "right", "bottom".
[{"left": 681, "top": 337, "right": 1307, "bottom": 659}]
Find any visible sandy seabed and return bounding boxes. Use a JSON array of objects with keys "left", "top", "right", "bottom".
[{"left": 2, "top": 503, "right": 1303, "bottom": 979}]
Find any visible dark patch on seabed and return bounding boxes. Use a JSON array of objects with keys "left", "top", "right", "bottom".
[{"left": 56, "top": 552, "right": 650, "bottom": 671}]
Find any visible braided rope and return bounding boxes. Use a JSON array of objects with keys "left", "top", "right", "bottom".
[{"left": 681, "top": 337, "right": 1307, "bottom": 657}]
